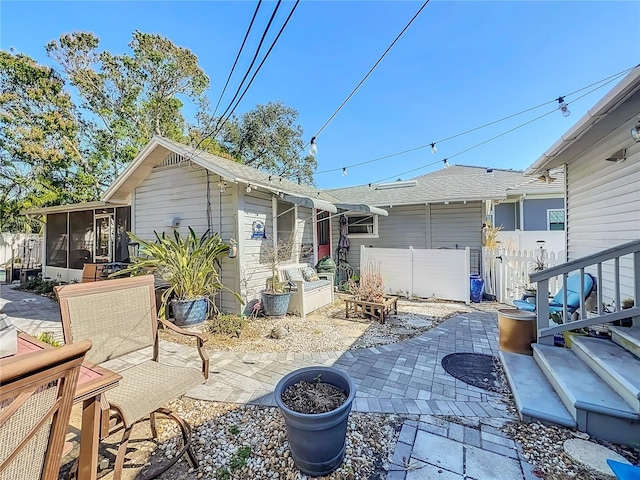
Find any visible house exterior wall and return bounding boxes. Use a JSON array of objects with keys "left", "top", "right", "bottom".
[
  {"left": 566, "top": 139, "right": 640, "bottom": 302},
  {"left": 340, "top": 202, "right": 482, "bottom": 273},
  {"left": 133, "top": 164, "right": 240, "bottom": 312},
  {"left": 523, "top": 198, "right": 564, "bottom": 231},
  {"left": 495, "top": 203, "right": 517, "bottom": 231}
]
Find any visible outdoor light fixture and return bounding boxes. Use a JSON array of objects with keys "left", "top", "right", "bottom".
[
  {"left": 430, "top": 142, "right": 437, "bottom": 154},
  {"left": 342, "top": 167, "right": 347, "bottom": 176},
  {"left": 631, "top": 115, "right": 640, "bottom": 143},
  {"left": 309, "top": 137, "right": 318, "bottom": 157},
  {"left": 557, "top": 97, "right": 570, "bottom": 117},
  {"left": 218, "top": 181, "right": 228, "bottom": 193},
  {"left": 246, "top": 184, "right": 252, "bottom": 193}
]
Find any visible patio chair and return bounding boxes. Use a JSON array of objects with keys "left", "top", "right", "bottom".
[
  {"left": 0, "top": 339, "right": 92, "bottom": 480},
  {"left": 55, "top": 275, "right": 209, "bottom": 480},
  {"left": 513, "top": 272, "right": 595, "bottom": 315}
]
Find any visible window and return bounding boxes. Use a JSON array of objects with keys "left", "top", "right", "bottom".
[
  {"left": 548, "top": 209, "right": 565, "bottom": 231},
  {"left": 346, "top": 214, "right": 378, "bottom": 238}
]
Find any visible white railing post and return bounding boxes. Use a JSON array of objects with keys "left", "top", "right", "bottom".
[{"left": 537, "top": 279, "right": 552, "bottom": 345}]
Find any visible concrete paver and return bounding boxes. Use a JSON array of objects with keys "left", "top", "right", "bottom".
[{"left": 0, "top": 283, "right": 533, "bottom": 479}]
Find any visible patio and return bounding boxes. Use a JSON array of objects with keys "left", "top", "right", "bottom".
[{"left": 1, "top": 284, "right": 543, "bottom": 479}]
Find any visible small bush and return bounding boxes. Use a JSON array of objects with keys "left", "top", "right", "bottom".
[
  {"left": 207, "top": 313, "right": 248, "bottom": 337},
  {"left": 22, "top": 277, "right": 59, "bottom": 296},
  {"left": 37, "top": 332, "right": 61, "bottom": 347}
]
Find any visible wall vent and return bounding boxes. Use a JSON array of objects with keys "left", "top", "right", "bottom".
[{"left": 158, "top": 152, "right": 185, "bottom": 167}]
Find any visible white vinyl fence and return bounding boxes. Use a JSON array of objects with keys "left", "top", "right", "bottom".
[
  {"left": 482, "top": 247, "right": 563, "bottom": 305},
  {"left": 0, "top": 233, "right": 43, "bottom": 267},
  {"left": 360, "top": 245, "right": 470, "bottom": 303}
]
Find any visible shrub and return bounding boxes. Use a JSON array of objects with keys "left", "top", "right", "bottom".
[
  {"left": 349, "top": 259, "right": 385, "bottom": 303},
  {"left": 207, "top": 313, "right": 248, "bottom": 337}
]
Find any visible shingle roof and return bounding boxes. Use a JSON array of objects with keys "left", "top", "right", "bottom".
[{"left": 326, "top": 165, "right": 527, "bottom": 206}]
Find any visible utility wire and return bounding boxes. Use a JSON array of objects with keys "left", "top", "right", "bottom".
[
  {"left": 371, "top": 69, "right": 632, "bottom": 184},
  {"left": 303, "top": 0, "right": 430, "bottom": 151},
  {"left": 316, "top": 64, "right": 637, "bottom": 175},
  {"left": 211, "top": 0, "right": 263, "bottom": 119},
  {"left": 214, "top": 0, "right": 300, "bottom": 137}
]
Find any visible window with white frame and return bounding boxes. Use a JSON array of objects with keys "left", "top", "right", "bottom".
[
  {"left": 547, "top": 209, "right": 565, "bottom": 231},
  {"left": 346, "top": 214, "right": 378, "bottom": 238}
]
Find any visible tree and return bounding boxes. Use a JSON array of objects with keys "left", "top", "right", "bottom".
[
  {"left": 0, "top": 51, "right": 95, "bottom": 232},
  {"left": 211, "top": 101, "right": 317, "bottom": 185},
  {"left": 46, "top": 30, "right": 209, "bottom": 185}
]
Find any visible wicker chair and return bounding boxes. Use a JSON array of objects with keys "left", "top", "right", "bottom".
[
  {"left": 0, "top": 339, "right": 92, "bottom": 480},
  {"left": 55, "top": 275, "right": 209, "bottom": 480}
]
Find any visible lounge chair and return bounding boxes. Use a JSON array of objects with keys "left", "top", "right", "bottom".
[
  {"left": 0, "top": 340, "right": 92, "bottom": 480},
  {"left": 55, "top": 275, "right": 208, "bottom": 480},
  {"left": 513, "top": 272, "right": 594, "bottom": 315}
]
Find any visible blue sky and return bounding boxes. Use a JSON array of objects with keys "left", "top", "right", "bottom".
[{"left": 2, "top": 1, "right": 639, "bottom": 189}]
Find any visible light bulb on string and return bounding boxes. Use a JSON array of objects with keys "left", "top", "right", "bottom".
[
  {"left": 443, "top": 159, "right": 449, "bottom": 169},
  {"left": 557, "top": 97, "right": 570, "bottom": 117},
  {"left": 309, "top": 137, "right": 318, "bottom": 157},
  {"left": 342, "top": 167, "right": 347, "bottom": 176},
  {"left": 430, "top": 143, "right": 437, "bottom": 154}
]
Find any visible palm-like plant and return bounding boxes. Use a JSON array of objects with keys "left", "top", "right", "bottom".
[{"left": 116, "top": 227, "right": 241, "bottom": 318}]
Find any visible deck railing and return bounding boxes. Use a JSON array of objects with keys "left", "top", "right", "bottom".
[{"left": 531, "top": 239, "right": 640, "bottom": 345}]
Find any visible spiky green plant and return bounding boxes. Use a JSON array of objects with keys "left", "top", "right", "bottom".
[{"left": 114, "top": 227, "right": 242, "bottom": 318}]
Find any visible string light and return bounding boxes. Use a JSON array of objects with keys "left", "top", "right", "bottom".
[
  {"left": 309, "top": 137, "right": 318, "bottom": 157},
  {"left": 342, "top": 167, "right": 347, "bottom": 176},
  {"left": 557, "top": 97, "right": 570, "bottom": 117},
  {"left": 313, "top": 64, "right": 636, "bottom": 177},
  {"left": 430, "top": 143, "right": 437, "bottom": 154},
  {"left": 443, "top": 159, "right": 449, "bottom": 168}
]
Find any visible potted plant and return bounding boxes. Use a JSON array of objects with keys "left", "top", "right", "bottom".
[
  {"left": 260, "top": 237, "right": 296, "bottom": 317},
  {"left": 115, "top": 228, "right": 242, "bottom": 326},
  {"left": 274, "top": 366, "right": 356, "bottom": 476}
]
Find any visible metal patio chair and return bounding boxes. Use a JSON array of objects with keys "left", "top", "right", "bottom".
[
  {"left": 55, "top": 275, "right": 209, "bottom": 480},
  {"left": 0, "top": 339, "right": 92, "bottom": 480}
]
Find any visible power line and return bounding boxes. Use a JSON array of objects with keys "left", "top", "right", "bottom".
[
  {"left": 211, "top": 0, "right": 263, "bottom": 119},
  {"left": 303, "top": 0, "right": 430, "bottom": 151},
  {"left": 315, "top": 64, "right": 637, "bottom": 175},
  {"left": 214, "top": 0, "right": 301, "bottom": 136}
]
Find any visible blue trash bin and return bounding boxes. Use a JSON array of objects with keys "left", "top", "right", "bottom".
[{"left": 470, "top": 275, "right": 485, "bottom": 303}]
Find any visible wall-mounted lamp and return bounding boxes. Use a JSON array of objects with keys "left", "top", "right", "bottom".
[
  {"left": 246, "top": 184, "right": 252, "bottom": 193},
  {"left": 631, "top": 115, "right": 640, "bottom": 143},
  {"left": 218, "top": 181, "right": 228, "bottom": 193},
  {"left": 228, "top": 238, "right": 237, "bottom": 258}
]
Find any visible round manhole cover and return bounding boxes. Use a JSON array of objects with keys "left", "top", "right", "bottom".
[{"left": 441, "top": 353, "right": 502, "bottom": 393}]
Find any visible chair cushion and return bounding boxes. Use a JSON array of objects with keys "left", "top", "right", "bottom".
[
  {"left": 284, "top": 267, "right": 304, "bottom": 283},
  {"left": 513, "top": 300, "right": 536, "bottom": 312},
  {"left": 301, "top": 266, "right": 320, "bottom": 282},
  {"left": 105, "top": 360, "right": 205, "bottom": 427},
  {"left": 303, "top": 279, "right": 332, "bottom": 292}
]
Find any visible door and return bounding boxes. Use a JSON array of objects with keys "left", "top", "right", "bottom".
[
  {"left": 94, "top": 213, "right": 114, "bottom": 263},
  {"left": 317, "top": 210, "right": 331, "bottom": 259}
]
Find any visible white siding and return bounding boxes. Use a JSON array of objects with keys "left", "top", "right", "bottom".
[
  {"left": 133, "top": 165, "right": 240, "bottom": 312},
  {"left": 567, "top": 141, "right": 640, "bottom": 302}
]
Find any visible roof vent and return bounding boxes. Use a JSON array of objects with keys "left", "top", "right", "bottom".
[
  {"left": 486, "top": 168, "right": 493, "bottom": 173},
  {"left": 375, "top": 180, "right": 418, "bottom": 190}
]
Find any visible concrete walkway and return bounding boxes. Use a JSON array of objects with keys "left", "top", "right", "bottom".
[{"left": 1, "top": 284, "right": 537, "bottom": 480}]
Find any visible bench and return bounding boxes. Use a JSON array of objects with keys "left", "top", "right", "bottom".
[{"left": 277, "top": 263, "right": 334, "bottom": 319}]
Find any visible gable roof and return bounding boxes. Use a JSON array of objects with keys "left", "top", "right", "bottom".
[
  {"left": 527, "top": 66, "right": 640, "bottom": 175},
  {"left": 326, "top": 165, "right": 526, "bottom": 206},
  {"left": 102, "top": 136, "right": 341, "bottom": 204}
]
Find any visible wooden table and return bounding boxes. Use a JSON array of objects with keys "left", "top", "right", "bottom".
[
  {"left": 16, "top": 333, "right": 121, "bottom": 480},
  {"left": 345, "top": 295, "right": 398, "bottom": 324}
]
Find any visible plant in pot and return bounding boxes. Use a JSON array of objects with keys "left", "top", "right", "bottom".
[
  {"left": 114, "top": 228, "right": 242, "bottom": 326},
  {"left": 259, "top": 236, "right": 298, "bottom": 317},
  {"left": 275, "top": 366, "right": 356, "bottom": 477}
]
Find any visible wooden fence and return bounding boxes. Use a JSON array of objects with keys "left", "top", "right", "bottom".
[
  {"left": 482, "top": 247, "right": 562, "bottom": 304},
  {"left": 360, "top": 245, "right": 470, "bottom": 303}
]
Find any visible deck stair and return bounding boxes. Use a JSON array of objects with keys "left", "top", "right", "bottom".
[{"left": 500, "top": 326, "right": 640, "bottom": 447}]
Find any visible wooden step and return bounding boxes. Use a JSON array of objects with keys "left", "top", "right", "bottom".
[
  {"left": 499, "top": 350, "right": 575, "bottom": 428},
  {"left": 610, "top": 326, "right": 640, "bottom": 359},
  {"left": 571, "top": 336, "right": 640, "bottom": 413}
]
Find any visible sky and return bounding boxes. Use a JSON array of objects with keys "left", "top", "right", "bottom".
[{"left": 1, "top": 1, "right": 639, "bottom": 189}]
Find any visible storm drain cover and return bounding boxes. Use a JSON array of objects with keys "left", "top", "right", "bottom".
[{"left": 441, "top": 353, "right": 502, "bottom": 393}]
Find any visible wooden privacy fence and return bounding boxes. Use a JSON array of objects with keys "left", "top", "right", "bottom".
[
  {"left": 360, "top": 245, "right": 470, "bottom": 303},
  {"left": 482, "top": 247, "right": 562, "bottom": 304}
]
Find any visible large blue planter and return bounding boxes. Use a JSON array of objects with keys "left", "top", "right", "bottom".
[
  {"left": 261, "top": 291, "right": 291, "bottom": 316},
  {"left": 172, "top": 297, "right": 208, "bottom": 326},
  {"left": 470, "top": 275, "right": 485, "bottom": 303},
  {"left": 275, "top": 366, "right": 356, "bottom": 477}
]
